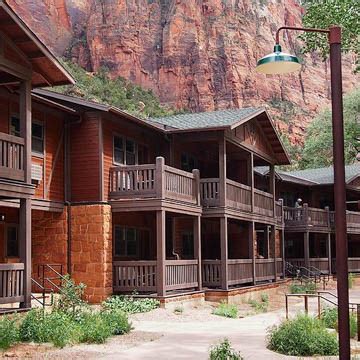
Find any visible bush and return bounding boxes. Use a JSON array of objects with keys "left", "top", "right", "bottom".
[
  {"left": 102, "top": 295, "right": 160, "bottom": 314},
  {"left": 289, "top": 281, "right": 316, "bottom": 294},
  {"left": 349, "top": 273, "right": 355, "bottom": 289},
  {"left": 267, "top": 314, "right": 339, "bottom": 356},
  {"left": 249, "top": 293, "right": 269, "bottom": 313},
  {"left": 0, "top": 315, "right": 19, "bottom": 350},
  {"left": 209, "top": 338, "right": 243, "bottom": 360},
  {"left": 100, "top": 310, "right": 132, "bottom": 336},
  {"left": 213, "top": 302, "right": 238, "bottom": 319},
  {"left": 321, "top": 307, "right": 357, "bottom": 338},
  {"left": 174, "top": 306, "right": 184, "bottom": 315}
]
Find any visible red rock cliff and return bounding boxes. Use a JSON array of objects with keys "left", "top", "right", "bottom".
[{"left": 7, "top": 0, "right": 359, "bottom": 143}]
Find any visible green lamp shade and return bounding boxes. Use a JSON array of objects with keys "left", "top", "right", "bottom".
[{"left": 256, "top": 44, "right": 301, "bottom": 75}]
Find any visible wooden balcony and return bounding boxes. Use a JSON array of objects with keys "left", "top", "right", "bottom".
[
  {"left": 200, "top": 178, "right": 280, "bottom": 221},
  {"left": 202, "top": 258, "right": 283, "bottom": 288},
  {"left": 109, "top": 157, "right": 200, "bottom": 207},
  {"left": 0, "top": 133, "right": 25, "bottom": 182},
  {"left": 113, "top": 260, "right": 199, "bottom": 293},
  {"left": 347, "top": 211, "right": 360, "bottom": 233},
  {"left": 0, "top": 263, "right": 25, "bottom": 305}
]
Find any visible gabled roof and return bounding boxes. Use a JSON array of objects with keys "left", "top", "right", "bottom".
[{"left": 0, "top": 0, "right": 74, "bottom": 87}]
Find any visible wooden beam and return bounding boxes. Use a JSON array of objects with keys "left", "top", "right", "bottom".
[
  {"left": 194, "top": 215, "right": 202, "bottom": 290},
  {"left": 219, "top": 135, "right": 226, "bottom": 207},
  {"left": 327, "top": 233, "right": 332, "bottom": 274},
  {"left": 31, "top": 62, "right": 52, "bottom": 87},
  {"left": 249, "top": 153, "right": 254, "bottom": 213},
  {"left": 270, "top": 164, "right": 276, "bottom": 217},
  {"left": 271, "top": 225, "right": 277, "bottom": 282},
  {"left": 156, "top": 210, "right": 166, "bottom": 296},
  {"left": 220, "top": 216, "right": 228, "bottom": 290},
  {"left": 19, "top": 198, "right": 31, "bottom": 308},
  {"left": 304, "top": 231, "right": 310, "bottom": 268},
  {"left": 249, "top": 221, "right": 256, "bottom": 285}
]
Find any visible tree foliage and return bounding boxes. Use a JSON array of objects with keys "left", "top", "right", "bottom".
[
  {"left": 52, "top": 60, "right": 176, "bottom": 118},
  {"left": 300, "top": 0, "right": 359, "bottom": 69},
  {"left": 299, "top": 87, "right": 360, "bottom": 169}
]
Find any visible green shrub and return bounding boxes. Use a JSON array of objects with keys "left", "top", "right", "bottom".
[
  {"left": 289, "top": 281, "right": 316, "bottom": 294},
  {"left": 174, "top": 305, "right": 184, "bottom": 315},
  {"left": 100, "top": 310, "right": 132, "bottom": 336},
  {"left": 102, "top": 295, "right": 160, "bottom": 314},
  {"left": 321, "top": 307, "right": 357, "bottom": 338},
  {"left": 209, "top": 338, "right": 243, "bottom": 360},
  {"left": 249, "top": 293, "right": 269, "bottom": 313},
  {"left": 19, "top": 310, "right": 48, "bottom": 344},
  {"left": 0, "top": 315, "right": 19, "bottom": 350},
  {"left": 213, "top": 302, "right": 238, "bottom": 319},
  {"left": 349, "top": 273, "right": 355, "bottom": 289},
  {"left": 267, "top": 314, "right": 339, "bottom": 356},
  {"left": 77, "top": 312, "right": 113, "bottom": 344}
]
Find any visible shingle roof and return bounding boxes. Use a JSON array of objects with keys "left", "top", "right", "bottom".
[{"left": 151, "top": 108, "right": 263, "bottom": 130}]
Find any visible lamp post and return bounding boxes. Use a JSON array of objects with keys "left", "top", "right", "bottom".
[{"left": 256, "top": 26, "right": 350, "bottom": 359}]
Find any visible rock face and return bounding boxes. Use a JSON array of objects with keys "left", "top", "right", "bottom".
[{"left": 7, "top": 0, "right": 359, "bottom": 143}]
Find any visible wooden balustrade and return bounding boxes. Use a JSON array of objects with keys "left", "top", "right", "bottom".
[
  {"left": 165, "top": 260, "right": 198, "bottom": 290},
  {"left": 228, "top": 259, "right": 253, "bottom": 285},
  {"left": 0, "top": 133, "right": 25, "bottom": 182},
  {"left": 307, "top": 208, "right": 330, "bottom": 227},
  {"left": 309, "top": 258, "right": 330, "bottom": 273},
  {"left": 254, "top": 189, "right": 274, "bottom": 217},
  {"left": 0, "top": 263, "right": 24, "bottom": 304},
  {"left": 284, "top": 205, "right": 331, "bottom": 229},
  {"left": 287, "top": 258, "right": 306, "bottom": 268},
  {"left": 226, "top": 180, "right": 252, "bottom": 212},
  {"left": 276, "top": 201, "right": 284, "bottom": 225},
  {"left": 255, "top": 258, "right": 275, "bottom": 281},
  {"left": 200, "top": 179, "right": 220, "bottom": 207},
  {"left": 347, "top": 211, "right": 360, "bottom": 230},
  {"left": 113, "top": 261, "right": 157, "bottom": 292},
  {"left": 276, "top": 258, "right": 283, "bottom": 277},
  {"left": 348, "top": 258, "right": 360, "bottom": 272},
  {"left": 202, "top": 260, "right": 221, "bottom": 287}
]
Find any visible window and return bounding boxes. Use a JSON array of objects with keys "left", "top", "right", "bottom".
[
  {"left": 181, "top": 153, "right": 197, "bottom": 172},
  {"left": 182, "top": 231, "right": 194, "bottom": 258},
  {"left": 6, "top": 225, "right": 18, "bottom": 257},
  {"left": 10, "top": 116, "right": 44, "bottom": 155},
  {"left": 114, "top": 226, "right": 138, "bottom": 257},
  {"left": 113, "top": 135, "right": 137, "bottom": 165}
]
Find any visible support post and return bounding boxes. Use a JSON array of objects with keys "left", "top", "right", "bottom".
[
  {"left": 304, "top": 231, "right": 310, "bottom": 268},
  {"left": 249, "top": 221, "right": 256, "bottom": 285},
  {"left": 220, "top": 216, "right": 228, "bottom": 290},
  {"left": 194, "top": 215, "right": 202, "bottom": 290},
  {"left": 155, "top": 157, "right": 165, "bottom": 199},
  {"left": 19, "top": 198, "right": 31, "bottom": 308},
  {"left": 219, "top": 136, "right": 226, "bottom": 207},
  {"left": 326, "top": 232, "right": 332, "bottom": 275},
  {"left": 156, "top": 210, "right": 166, "bottom": 296},
  {"left": 192, "top": 169, "right": 201, "bottom": 206},
  {"left": 269, "top": 164, "right": 276, "bottom": 217},
  {"left": 281, "top": 229, "right": 286, "bottom": 278},
  {"left": 265, "top": 225, "right": 270, "bottom": 258},
  {"left": 249, "top": 153, "right": 254, "bottom": 213},
  {"left": 271, "top": 225, "right": 277, "bottom": 282}
]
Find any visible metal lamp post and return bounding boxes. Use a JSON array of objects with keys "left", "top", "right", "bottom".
[{"left": 256, "top": 26, "right": 350, "bottom": 359}]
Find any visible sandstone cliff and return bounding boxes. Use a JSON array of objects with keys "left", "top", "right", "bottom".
[{"left": 7, "top": 0, "right": 359, "bottom": 144}]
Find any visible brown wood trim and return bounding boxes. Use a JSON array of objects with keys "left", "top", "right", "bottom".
[{"left": 99, "top": 117, "right": 104, "bottom": 201}]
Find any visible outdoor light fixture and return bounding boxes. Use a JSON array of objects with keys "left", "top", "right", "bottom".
[
  {"left": 256, "top": 25, "right": 351, "bottom": 359},
  {"left": 256, "top": 44, "right": 301, "bottom": 74}
]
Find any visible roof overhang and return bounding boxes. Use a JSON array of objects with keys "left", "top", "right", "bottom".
[{"left": 0, "top": 0, "right": 74, "bottom": 87}]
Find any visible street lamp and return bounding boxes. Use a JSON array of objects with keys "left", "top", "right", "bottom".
[{"left": 256, "top": 26, "right": 350, "bottom": 359}]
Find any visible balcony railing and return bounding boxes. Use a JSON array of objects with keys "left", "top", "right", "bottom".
[
  {"left": 0, "top": 263, "right": 24, "bottom": 304},
  {"left": 0, "top": 133, "right": 25, "bottom": 182},
  {"left": 109, "top": 157, "right": 200, "bottom": 205}
]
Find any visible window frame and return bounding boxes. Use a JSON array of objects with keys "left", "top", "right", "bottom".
[
  {"left": 112, "top": 133, "right": 138, "bottom": 166},
  {"left": 113, "top": 225, "right": 140, "bottom": 257},
  {"left": 5, "top": 223, "right": 19, "bottom": 258}
]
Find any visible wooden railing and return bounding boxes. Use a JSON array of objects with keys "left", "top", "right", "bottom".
[
  {"left": 276, "top": 201, "right": 284, "bottom": 225},
  {"left": 226, "top": 180, "right": 252, "bottom": 212},
  {"left": 228, "top": 259, "right": 253, "bottom": 285},
  {"left": 255, "top": 258, "right": 275, "bottom": 281},
  {"left": 109, "top": 157, "right": 199, "bottom": 205},
  {"left": 0, "top": 133, "right": 25, "bottom": 182},
  {"left": 309, "top": 258, "right": 330, "bottom": 273},
  {"left": 287, "top": 258, "right": 306, "bottom": 268},
  {"left": 113, "top": 261, "right": 157, "bottom": 292},
  {"left": 284, "top": 205, "right": 330, "bottom": 229},
  {"left": 254, "top": 189, "right": 274, "bottom": 217},
  {"left": 165, "top": 260, "right": 198, "bottom": 290},
  {"left": 200, "top": 178, "right": 219, "bottom": 207},
  {"left": 202, "top": 260, "right": 221, "bottom": 287},
  {"left": 347, "top": 211, "right": 360, "bottom": 231},
  {"left": 276, "top": 258, "right": 283, "bottom": 277},
  {"left": 0, "top": 263, "right": 24, "bottom": 304}
]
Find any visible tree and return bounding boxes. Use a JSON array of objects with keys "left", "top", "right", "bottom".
[
  {"left": 301, "top": 0, "right": 359, "bottom": 70},
  {"left": 299, "top": 87, "right": 360, "bottom": 169}
]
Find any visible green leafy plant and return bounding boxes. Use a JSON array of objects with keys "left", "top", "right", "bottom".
[
  {"left": 249, "top": 293, "right": 269, "bottom": 313},
  {"left": 100, "top": 310, "right": 132, "bottom": 335},
  {"left": 349, "top": 273, "right": 355, "bottom": 289},
  {"left": 289, "top": 281, "right": 316, "bottom": 294},
  {"left": 213, "top": 302, "right": 238, "bottom": 319},
  {"left": 267, "top": 314, "right": 339, "bottom": 356},
  {"left": 174, "top": 305, "right": 184, "bottom": 315},
  {"left": 209, "top": 338, "right": 243, "bottom": 360},
  {"left": 102, "top": 295, "right": 160, "bottom": 314},
  {"left": 0, "top": 315, "right": 19, "bottom": 350},
  {"left": 321, "top": 307, "right": 357, "bottom": 338}
]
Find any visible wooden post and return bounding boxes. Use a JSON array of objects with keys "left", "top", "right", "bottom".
[
  {"left": 271, "top": 225, "right": 277, "bottom": 282},
  {"left": 357, "top": 304, "right": 360, "bottom": 342},
  {"left": 285, "top": 294, "right": 289, "bottom": 319},
  {"left": 303, "top": 203, "right": 309, "bottom": 225},
  {"left": 249, "top": 153, "right": 254, "bottom": 213},
  {"left": 155, "top": 157, "right": 165, "bottom": 199},
  {"left": 220, "top": 216, "right": 228, "bottom": 290},
  {"left": 19, "top": 80, "right": 32, "bottom": 183},
  {"left": 269, "top": 164, "right": 276, "bottom": 217},
  {"left": 249, "top": 221, "right": 256, "bottom": 285},
  {"left": 192, "top": 169, "right": 201, "bottom": 206},
  {"left": 304, "top": 231, "right": 310, "bottom": 268},
  {"left": 156, "top": 210, "right": 166, "bottom": 296},
  {"left": 327, "top": 232, "right": 332, "bottom": 275},
  {"left": 219, "top": 136, "right": 226, "bottom": 207},
  {"left": 281, "top": 229, "right": 286, "bottom": 279},
  {"left": 19, "top": 198, "right": 31, "bottom": 308},
  {"left": 265, "top": 225, "right": 270, "bottom": 258},
  {"left": 304, "top": 295, "right": 309, "bottom": 314},
  {"left": 194, "top": 215, "right": 202, "bottom": 290}
]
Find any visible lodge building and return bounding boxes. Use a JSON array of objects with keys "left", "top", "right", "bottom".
[{"left": 0, "top": 0, "right": 359, "bottom": 311}]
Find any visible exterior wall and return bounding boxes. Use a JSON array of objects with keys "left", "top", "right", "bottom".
[
  {"left": 172, "top": 217, "right": 193, "bottom": 258},
  {"left": 70, "top": 113, "right": 100, "bottom": 202},
  {"left": 0, "top": 207, "right": 20, "bottom": 263},
  {"left": 70, "top": 204, "right": 112, "bottom": 303}
]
